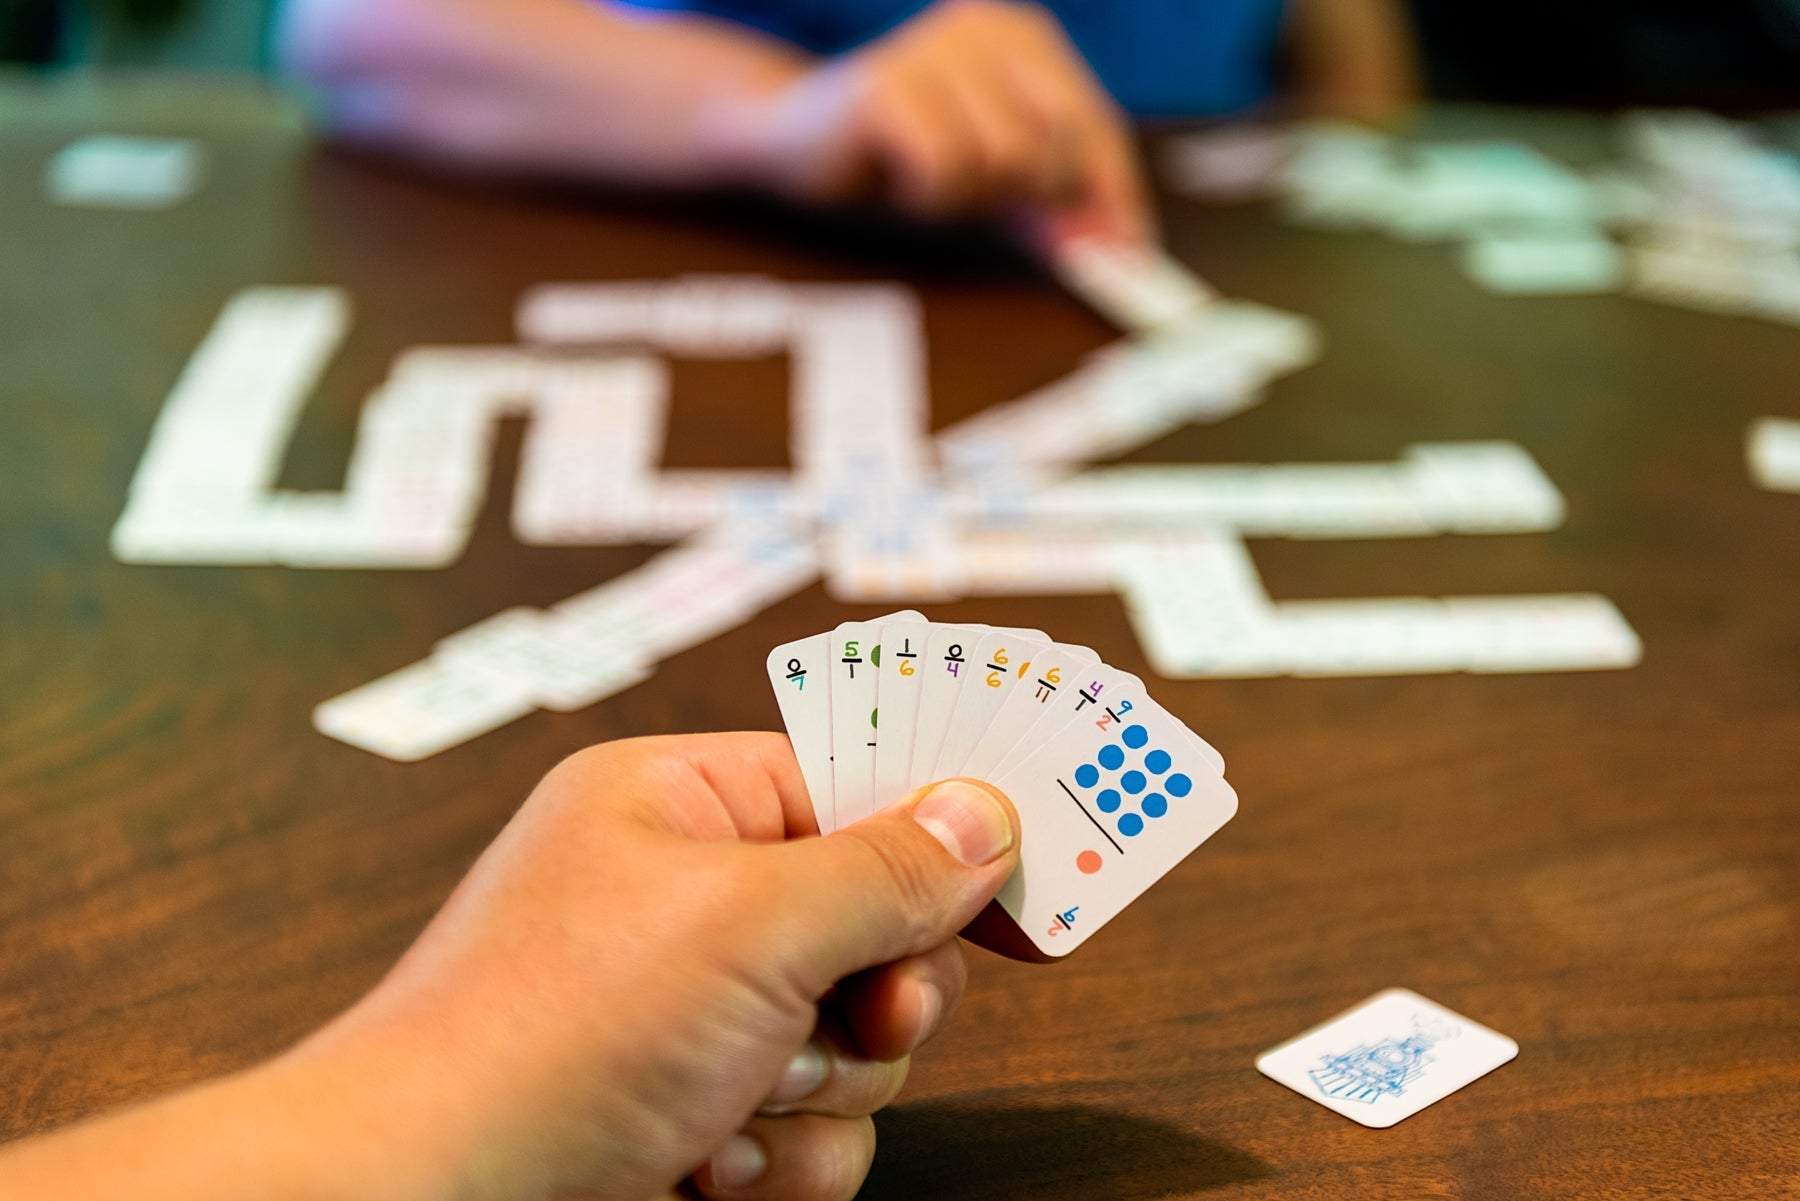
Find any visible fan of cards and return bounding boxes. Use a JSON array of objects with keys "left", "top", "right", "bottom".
[{"left": 768, "top": 610, "right": 1238, "bottom": 959}]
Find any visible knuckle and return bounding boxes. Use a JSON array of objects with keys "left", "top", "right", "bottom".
[
  {"left": 553, "top": 739, "right": 616, "bottom": 779},
  {"left": 535, "top": 740, "right": 629, "bottom": 811},
  {"left": 552, "top": 734, "right": 674, "bottom": 785}
]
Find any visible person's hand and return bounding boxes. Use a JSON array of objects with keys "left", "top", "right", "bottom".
[
  {"left": 713, "top": 0, "right": 1155, "bottom": 249},
  {"left": 284, "top": 732, "right": 1021, "bottom": 1201}
]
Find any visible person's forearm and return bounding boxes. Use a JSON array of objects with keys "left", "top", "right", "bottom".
[
  {"left": 1285, "top": 0, "right": 1421, "bottom": 121},
  {"left": 0, "top": 1019, "right": 488, "bottom": 1201},
  {"left": 279, "top": 0, "right": 809, "bottom": 186},
  {"left": 0, "top": 735, "right": 1021, "bottom": 1201}
]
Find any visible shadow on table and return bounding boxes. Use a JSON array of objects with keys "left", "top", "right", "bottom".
[{"left": 859, "top": 1102, "right": 1271, "bottom": 1200}]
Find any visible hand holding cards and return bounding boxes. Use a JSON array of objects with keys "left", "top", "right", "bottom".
[{"left": 769, "top": 611, "right": 1237, "bottom": 960}]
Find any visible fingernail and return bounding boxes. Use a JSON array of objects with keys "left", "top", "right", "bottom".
[
  {"left": 766, "top": 1042, "right": 830, "bottom": 1106},
  {"left": 710, "top": 1135, "right": 767, "bottom": 1191},
  {"left": 910, "top": 981, "right": 944, "bottom": 1053},
  {"left": 913, "top": 780, "right": 1013, "bottom": 867}
]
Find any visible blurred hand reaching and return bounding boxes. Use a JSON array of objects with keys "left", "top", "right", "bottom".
[
  {"left": 285, "top": 0, "right": 1154, "bottom": 254},
  {"left": 716, "top": 0, "right": 1157, "bottom": 249}
]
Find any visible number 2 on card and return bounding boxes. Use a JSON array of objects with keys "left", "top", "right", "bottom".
[{"left": 1096, "top": 698, "right": 1135, "bottom": 730}]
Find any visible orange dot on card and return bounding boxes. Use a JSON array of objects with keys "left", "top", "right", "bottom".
[{"left": 1076, "top": 850, "right": 1103, "bottom": 875}]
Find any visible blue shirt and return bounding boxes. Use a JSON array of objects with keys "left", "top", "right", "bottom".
[{"left": 617, "top": 0, "right": 1289, "bottom": 117}]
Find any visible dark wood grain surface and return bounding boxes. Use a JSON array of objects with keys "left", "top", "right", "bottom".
[{"left": 3, "top": 78, "right": 1797, "bottom": 1199}]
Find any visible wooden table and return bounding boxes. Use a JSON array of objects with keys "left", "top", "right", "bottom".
[{"left": 3, "top": 78, "right": 1797, "bottom": 1199}]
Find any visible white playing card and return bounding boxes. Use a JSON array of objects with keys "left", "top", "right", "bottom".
[
  {"left": 907, "top": 622, "right": 987, "bottom": 789},
  {"left": 769, "top": 613, "right": 1237, "bottom": 959},
  {"left": 985, "top": 660, "right": 1139, "bottom": 782},
  {"left": 958, "top": 642, "right": 1101, "bottom": 781},
  {"left": 1257, "top": 988, "right": 1518, "bottom": 1128},
  {"left": 767, "top": 634, "right": 834, "bottom": 834},
  {"left": 928, "top": 630, "right": 1053, "bottom": 781},
  {"left": 990, "top": 660, "right": 1226, "bottom": 786},
  {"left": 828, "top": 611, "right": 925, "bottom": 827},
  {"left": 907, "top": 624, "right": 1045, "bottom": 788},
  {"left": 990, "top": 683, "right": 1234, "bottom": 956},
  {"left": 827, "top": 621, "right": 884, "bottom": 829},
  {"left": 871, "top": 617, "right": 932, "bottom": 810}
]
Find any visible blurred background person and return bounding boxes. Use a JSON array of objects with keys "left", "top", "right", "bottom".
[
  {"left": 18, "top": 1, "right": 1795, "bottom": 250},
  {"left": 270, "top": 0, "right": 1421, "bottom": 250},
  {"left": 8, "top": 1, "right": 1797, "bottom": 113}
]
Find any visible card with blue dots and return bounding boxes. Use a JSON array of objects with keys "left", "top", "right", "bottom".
[{"left": 769, "top": 616, "right": 1236, "bottom": 958}]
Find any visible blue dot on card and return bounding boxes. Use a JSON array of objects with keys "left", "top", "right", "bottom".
[
  {"left": 1097, "top": 744, "right": 1125, "bottom": 770},
  {"left": 1122, "top": 724, "right": 1149, "bottom": 749},
  {"left": 1144, "top": 748, "right": 1172, "bottom": 774},
  {"left": 1074, "top": 764, "right": 1099, "bottom": 789},
  {"left": 1096, "top": 788, "right": 1122, "bottom": 813},
  {"left": 1166, "top": 773, "right": 1193, "bottom": 798},
  {"left": 1142, "top": 793, "right": 1168, "bottom": 819},
  {"left": 1121, "top": 770, "right": 1147, "bottom": 794},
  {"left": 1118, "top": 813, "right": 1145, "bottom": 837}
]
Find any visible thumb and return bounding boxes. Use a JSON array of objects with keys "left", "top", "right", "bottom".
[{"left": 762, "top": 779, "right": 1021, "bottom": 996}]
